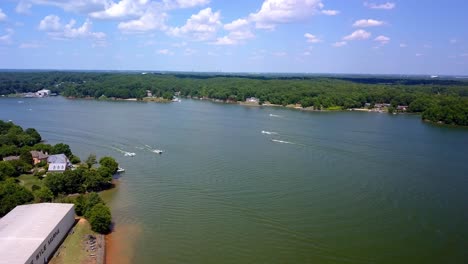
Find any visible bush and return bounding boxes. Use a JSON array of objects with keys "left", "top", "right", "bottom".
[
  {"left": 88, "top": 203, "right": 112, "bottom": 234},
  {"left": 99, "top": 156, "right": 118, "bottom": 174},
  {"left": 0, "top": 179, "right": 34, "bottom": 216}
]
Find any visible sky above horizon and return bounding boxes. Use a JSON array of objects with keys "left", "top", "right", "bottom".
[{"left": 0, "top": 0, "right": 467, "bottom": 75}]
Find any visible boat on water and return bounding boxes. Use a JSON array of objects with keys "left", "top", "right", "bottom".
[
  {"left": 172, "top": 97, "right": 181, "bottom": 102},
  {"left": 124, "top": 152, "right": 136, "bottom": 157},
  {"left": 152, "top": 149, "right": 164, "bottom": 154},
  {"left": 117, "top": 167, "right": 125, "bottom": 173}
]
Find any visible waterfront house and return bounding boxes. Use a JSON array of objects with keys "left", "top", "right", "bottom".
[
  {"left": 246, "top": 97, "right": 259, "bottom": 104},
  {"left": 47, "top": 154, "right": 71, "bottom": 173},
  {"left": 397, "top": 105, "right": 409, "bottom": 111},
  {"left": 30, "top": 150, "right": 48, "bottom": 165},
  {"left": 146, "top": 90, "right": 153, "bottom": 97},
  {"left": 35, "top": 89, "right": 51, "bottom": 97}
]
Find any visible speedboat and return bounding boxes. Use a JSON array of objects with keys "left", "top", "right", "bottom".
[
  {"left": 152, "top": 149, "right": 164, "bottom": 154},
  {"left": 124, "top": 152, "right": 136, "bottom": 157},
  {"left": 117, "top": 167, "right": 125, "bottom": 173}
]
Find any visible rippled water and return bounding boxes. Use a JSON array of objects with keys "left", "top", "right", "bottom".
[{"left": 1, "top": 97, "right": 468, "bottom": 263}]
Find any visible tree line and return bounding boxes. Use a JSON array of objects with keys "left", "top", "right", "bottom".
[{"left": 1, "top": 71, "right": 467, "bottom": 126}]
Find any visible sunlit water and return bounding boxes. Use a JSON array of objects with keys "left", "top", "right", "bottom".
[{"left": 1, "top": 97, "right": 467, "bottom": 264}]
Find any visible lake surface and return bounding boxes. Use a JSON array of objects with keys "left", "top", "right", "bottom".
[{"left": 1, "top": 97, "right": 467, "bottom": 264}]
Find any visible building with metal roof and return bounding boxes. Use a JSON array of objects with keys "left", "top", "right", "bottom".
[{"left": 0, "top": 203, "right": 75, "bottom": 264}]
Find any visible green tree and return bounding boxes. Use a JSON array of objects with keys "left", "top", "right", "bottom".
[
  {"left": 34, "top": 186, "right": 54, "bottom": 202},
  {"left": 85, "top": 154, "right": 97, "bottom": 169},
  {"left": 51, "top": 143, "right": 72, "bottom": 157},
  {"left": 84, "top": 192, "right": 104, "bottom": 218},
  {"left": 88, "top": 203, "right": 112, "bottom": 234},
  {"left": 0, "top": 179, "right": 34, "bottom": 216},
  {"left": 0, "top": 161, "right": 15, "bottom": 181},
  {"left": 99, "top": 156, "right": 118, "bottom": 174}
]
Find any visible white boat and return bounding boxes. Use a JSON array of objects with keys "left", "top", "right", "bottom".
[
  {"left": 117, "top": 167, "right": 125, "bottom": 173},
  {"left": 124, "top": 152, "right": 136, "bottom": 157},
  {"left": 152, "top": 149, "right": 164, "bottom": 154},
  {"left": 172, "top": 97, "right": 181, "bottom": 102}
]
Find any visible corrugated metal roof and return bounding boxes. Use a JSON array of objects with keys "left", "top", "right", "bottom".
[{"left": 0, "top": 203, "right": 74, "bottom": 264}]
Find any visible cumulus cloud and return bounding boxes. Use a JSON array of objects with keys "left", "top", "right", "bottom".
[
  {"left": 214, "top": 18, "right": 254, "bottom": 45},
  {"left": 364, "top": 2, "right": 395, "bottom": 10},
  {"left": 118, "top": 9, "right": 168, "bottom": 32},
  {"left": 38, "top": 15, "right": 62, "bottom": 31},
  {"left": 304, "top": 33, "right": 321, "bottom": 43},
  {"left": 332, "top": 41, "right": 347, "bottom": 47},
  {"left": 249, "top": 0, "right": 324, "bottom": 30},
  {"left": 0, "top": 8, "right": 7, "bottom": 21},
  {"left": 343, "top": 29, "right": 371, "bottom": 41},
  {"left": 0, "top": 28, "right": 14, "bottom": 45},
  {"left": 38, "top": 15, "right": 107, "bottom": 46},
  {"left": 352, "top": 19, "right": 384, "bottom": 27},
  {"left": 169, "top": 8, "right": 221, "bottom": 41},
  {"left": 374, "top": 35, "right": 390, "bottom": 45},
  {"left": 163, "top": 0, "right": 210, "bottom": 9},
  {"left": 90, "top": 0, "right": 148, "bottom": 20},
  {"left": 321, "top": 9, "right": 339, "bottom": 16},
  {"left": 224, "top": 18, "right": 249, "bottom": 31}
]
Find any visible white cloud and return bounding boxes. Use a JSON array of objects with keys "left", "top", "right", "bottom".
[
  {"left": 249, "top": 0, "right": 324, "bottom": 30},
  {"left": 17, "top": 0, "right": 109, "bottom": 14},
  {"left": 304, "top": 33, "right": 321, "bottom": 43},
  {"left": 415, "top": 53, "right": 423, "bottom": 57},
  {"left": 118, "top": 8, "right": 168, "bottom": 32},
  {"left": 0, "top": 28, "right": 14, "bottom": 45},
  {"left": 353, "top": 19, "right": 384, "bottom": 27},
  {"left": 157, "top": 49, "right": 174, "bottom": 55},
  {"left": 321, "top": 9, "right": 339, "bottom": 16},
  {"left": 364, "top": 2, "right": 396, "bottom": 10},
  {"left": 343, "top": 29, "right": 371, "bottom": 41},
  {"left": 399, "top": 43, "right": 407, "bottom": 48},
  {"left": 214, "top": 18, "right": 254, "bottom": 45},
  {"left": 163, "top": 0, "right": 210, "bottom": 9},
  {"left": 16, "top": 1, "right": 33, "bottom": 14},
  {"left": 224, "top": 18, "right": 249, "bottom": 31},
  {"left": 0, "top": 8, "right": 7, "bottom": 21},
  {"left": 38, "top": 15, "right": 107, "bottom": 46},
  {"left": 19, "top": 42, "right": 43, "bottom": 48},
  {"left": 169, "top": 8, "right": 221, "bottom": 41},
  {"left": 450, "top": 38, "right": 457, "bottom": 44},
  {"left": 38, "top": 15, "right": 62, "bottom": 31},
  {"left": 90, "top": 0, "right": 148, "bottom": 20},
  {"left": 332, "top": 41, "right": 347, "bottom": 47},
  {"left": 460, "top": 53, "right": 468, "bottom": 57},
  {"left": 303, "top": 51, "right": 311, "bottom": 56},
  {"left": 374, "top": 35, "right": 390, "bottom": 45}
]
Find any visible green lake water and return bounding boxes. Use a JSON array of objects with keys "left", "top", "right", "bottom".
[{"left": 1, "top": 97, "right": 467, "bottom": 263}]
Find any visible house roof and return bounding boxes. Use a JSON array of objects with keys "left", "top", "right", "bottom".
[
  {"left": 47, "top": 154, "right": 69, "bottom": 164},
  {"left": 2, "top": 156, "right": 20, "bottom": 161},
  {"left": 30, "top": 150, "right": 48, "bottom": 160},
  {"left": 0, "top": 203, "right": 74, "bottom": 264}
]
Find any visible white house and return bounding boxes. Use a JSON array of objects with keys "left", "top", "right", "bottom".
[
  {"left": 246, "top": 97, "right": 259, "bottom": 104},
  {"left": 35, "top": 89, "right": 51, "bottom": 97},
  {"left": 47, "top": 154, "right": 71, "bottom": 173}
]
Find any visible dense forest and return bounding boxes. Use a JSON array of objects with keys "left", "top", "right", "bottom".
[
  {"left": 1, "top": 71, "right": 467, "bottom": 126},
  {"left": 0, "top": 120, "right": 114, "bottom": 233}
]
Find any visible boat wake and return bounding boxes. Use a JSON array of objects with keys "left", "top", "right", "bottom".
[
  {"left": 261, "top": 130, "right": 278, "bottom": 135},
  {"left": 111, "top": 146, "right": 136, "bottom": 157},
  {"left": 269, "top": 114, "right": 282, "bottom": 118},
  {"left": 144, "top": 144, "right": 164, "bottom": 154},
  {"left": 271, "top": 139, "right": 295, "bottom": 145}
]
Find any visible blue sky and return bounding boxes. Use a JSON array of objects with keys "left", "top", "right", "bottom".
[{"left": 0, "top": 0, "right": 467, "bottom": 74}]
